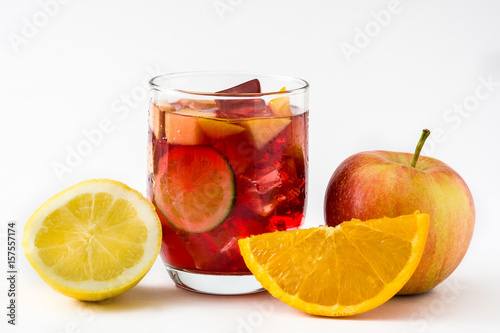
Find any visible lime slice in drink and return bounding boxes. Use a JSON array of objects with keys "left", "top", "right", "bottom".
[{"left": 154, "top": 146, "right": 236, "bottom": 233}]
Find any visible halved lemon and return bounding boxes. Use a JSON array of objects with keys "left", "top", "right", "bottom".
[
  {"left": 23, "top": 179, "right": 162, "bottom": 301},
  {"left": 238, "top": 212, "right": 429, "bottom": 316}
]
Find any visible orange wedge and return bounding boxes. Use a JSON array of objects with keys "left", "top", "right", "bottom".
[{"left": 238, "top": 212, "right": 429, "bottom": 316}]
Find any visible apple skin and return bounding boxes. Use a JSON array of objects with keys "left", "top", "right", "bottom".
[{"left": 324, "top": 150, "right": 475, "bottom": 295}]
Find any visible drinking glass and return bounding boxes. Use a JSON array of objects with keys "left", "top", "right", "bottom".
[{"left": 147, "top": 71, "right": 309, "bottom": 295}]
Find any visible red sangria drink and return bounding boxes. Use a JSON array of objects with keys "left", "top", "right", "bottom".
[{"left": 147, "top": 72, "right": 309, "bottom": 294}]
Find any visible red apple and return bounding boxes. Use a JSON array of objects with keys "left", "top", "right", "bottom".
[{"left": 324, "top": 130, "right": 475, "bottom": 294}]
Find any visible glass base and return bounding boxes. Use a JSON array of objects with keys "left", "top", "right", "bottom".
[{"left": 166, "top": 266, "right": 265, "bottom": 295}]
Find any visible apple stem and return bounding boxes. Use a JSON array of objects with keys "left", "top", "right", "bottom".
[{"left": 410, "top": 129, "right": 431, "bottom": 168}]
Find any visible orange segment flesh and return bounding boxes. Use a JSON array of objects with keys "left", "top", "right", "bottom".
[{"left": 238, "top": 212, "right": 429, "bottom": 316}]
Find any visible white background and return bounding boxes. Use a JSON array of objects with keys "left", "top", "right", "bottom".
[{"left": 1, "top": 0, "right": 500, "bottom": 332}]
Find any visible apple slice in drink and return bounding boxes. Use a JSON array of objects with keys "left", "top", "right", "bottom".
[
  {"left": 269, "top": 87, "right": 293, "bottom": 117},
  {"left": 164, "top": 108, "right": 214, "bottom": 145},
  {"left": 269, "top": 96, "right": 292, "bottom": 117},
  {"left": 242, "top": 118, "right": 291, "bottom": 150},
  {"left": 149, "top": 101, "right": 176, "bottom": 139},
  {"left": 198, "top": 118, "right": 246, "bottom": 140},
  {"left": 149, "top": 102, "right": 164, "bottom": 139},
  {"left": 157, "top": 100, "right": 176, "bottom": 112}
]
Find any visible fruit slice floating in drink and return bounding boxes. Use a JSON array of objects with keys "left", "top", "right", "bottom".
[
  {"left": 154, "top": 145, "right": 236, "bottom": 233},
  {"left": 198, "top": 118, "right": 246, "bottom": 140},
  {"left": 242, "top": 118, "right": 292, "bottom": 150},
  {"left": 269, "top": 87, "right": 292, "bottom": 117}
]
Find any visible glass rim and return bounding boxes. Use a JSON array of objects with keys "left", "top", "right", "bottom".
[{"left": 149, "top": 70, "right": 309, "bottom": 97}]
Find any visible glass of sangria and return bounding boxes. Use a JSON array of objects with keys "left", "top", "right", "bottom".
[{"left": 147, "top": 72, "right": 309, "bottom": 295}]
